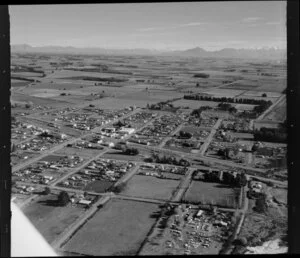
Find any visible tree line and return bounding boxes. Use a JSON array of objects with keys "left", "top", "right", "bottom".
[{"left": 253, "top": 127, "right": 287, "bottom": 143}]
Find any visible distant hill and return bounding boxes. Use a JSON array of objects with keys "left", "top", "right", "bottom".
[
  {"left": 166, "top": 47, "right": 286, "bottom": 60},
  {"left": 11, "top": 44, "right": 286, "bottom": 60}
]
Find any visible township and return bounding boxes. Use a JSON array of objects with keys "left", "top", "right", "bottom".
[{"left": 11, "top": 52, "right": 287, "bottom": 255}]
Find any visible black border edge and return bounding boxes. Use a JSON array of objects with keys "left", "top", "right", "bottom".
[
  {"left": 0, "top": 5, "right": 11, "bottom": 258},
  {"left": 287, "top": 0, "right": 300, "bottom": 254}
]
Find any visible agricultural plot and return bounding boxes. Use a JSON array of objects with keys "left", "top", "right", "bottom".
[
  {"left": 171, "top": 99, "right": 219, "bottom": 109},
  {"left": 121, "top": 174, "right": 182, "bottom": 200},
  {"left": 202, "top": 89, "right": 245, "bottom": 98},
  {"left": 183, "top": 180, "right": 239, "bottom": 208},
  {"left": 22, "top": 194, "right": 85, "bottom": 244},
  {"left": 63, "top": 199, "right": 159, "bottom": 256}
]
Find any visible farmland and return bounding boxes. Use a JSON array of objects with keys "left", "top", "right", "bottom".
[
  {"left": 183, "top": 180, "right": 239, "bottom": 209},
  {"left": 62, "top": 199, "right": 159, "bottom": 256},
  {"left": 121, "top": 174, "right": 182, "bottom": 200},
  {"left": 22, "top": 194, "right": 85, "bottom": 244}
]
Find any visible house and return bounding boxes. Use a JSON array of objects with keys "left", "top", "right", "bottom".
[
  {"left": 196, "top": 209, "right": 204, "bottom": 217},
  {"left": 120, "top": 127, "right": 135, "bottom": 135},
  {"left": 78, "top": 199, "right": 92, "bottom": 207}
]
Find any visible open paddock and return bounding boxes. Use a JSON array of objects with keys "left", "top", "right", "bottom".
[
  {"left": 92, "top": 97, "right": 154, "bottom": 109},
  {"left": 183, "top": 180, "right": 239, "bottom": 208},
  {"left": 84, "top": 180, "right": 114, "bottom": 193},
  {"left": 202, "top": 88, "right": 246, "bottom": 98},
  {"left": 172, "top": 99, "right": 219, "bottom": 109},
  {"left": 62, "top": 199, "right": 159, "bottom": 256},
  {"left": 234, "top": 104, "right": 257, "bottom": 111},
  {"left": 22, "top": 194, "right": 85, "bottom": 244},
  {"left": 121, "top": 174, "right": 181, "bottom": 200}
]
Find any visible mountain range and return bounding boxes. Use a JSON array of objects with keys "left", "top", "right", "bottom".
[{"left": 11, "top": 44, "right": 286, "bottom": 60}]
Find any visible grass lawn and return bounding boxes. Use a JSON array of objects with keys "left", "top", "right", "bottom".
[
  {"left": 183, "top": 180, "right": 239, "bottom": 208},
  {"left": 22, "top": 194, "right": 85, "bottom": 244},
  {"left": 63, "top": 199, "right": 159, "bottom": 256},
  {"left": 121, "top": 174, "right": 181, "bottom": 200}
]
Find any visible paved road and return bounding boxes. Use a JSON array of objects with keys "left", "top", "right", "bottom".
[
  {"left": 199, "top": 118, "right": 222, "bottom": 156},
  {"left": 172, "top": 168, "right": 194, "bottom": 202}
]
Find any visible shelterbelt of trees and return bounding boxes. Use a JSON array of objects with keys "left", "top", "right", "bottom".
[
  {"left": 183, "top": 94, "right": 272, "bottom": 106},
  {"left": 185, "top": 95, "right": 272, "bottom": 119}
]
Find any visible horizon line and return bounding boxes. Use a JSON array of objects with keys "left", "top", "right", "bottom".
[{"left": 11, "top": 43, "right": 287, "bottom": 52}]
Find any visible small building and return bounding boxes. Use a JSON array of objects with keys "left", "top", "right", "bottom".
[
  {"left": 78, "top": 199, "right": 92, "bottom": 207},
  {"left": 120, "top": 127, "right": 135, "bottom": 135}
]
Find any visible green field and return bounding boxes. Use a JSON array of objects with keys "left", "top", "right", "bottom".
[
  {"left": 121, "top": 174, "right": 181, "bottom": 200},
  {"left": 63, "top": 199, "right": 159, "bottom": 256},
  {"left": 22, "top": 194, "right": 85, "bottom": 244},
  {"left": 183, "top": 180, "right": 239, "bottom": 208}
]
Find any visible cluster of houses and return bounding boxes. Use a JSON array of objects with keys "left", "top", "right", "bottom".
[
  {"left": 12, "top": 121, "right": 48, "bottom": 142},
  {"left": 165, "top": 138, "right": 200, "bottom": 152},
  {"left": 220, "top": 119, "right": 250, "bottom": 132},
  {"left": 128, "top": 114, "right": 184, "bottom": 146},
  {"left": 13, "top": 155, "right": 84, "bottom": 184},
  {"left": 59, "top": 158, "right": 134, "bottom": 190},
  {"left": 67, "top": 139, "right": 104, "bottom": 150},
  {"left": 14, "top": 170, "right": 56, "bottom": 185},
  {"left": 17, "top": 132, "right": 68, "bottom": 152},
  {"left": 43, "top": 107, "right": 133, "bottom": 132},
  {"left": 139, "top": 163, "right": 187, "bottom": 178},
  {"left": 13, "top": 184, "right": 37, "bottom": 195},
  {"left": 187, "top": 115, "right": 217, "bottom": 128},
  {"left": 163, "top": 204, "right": 231, "bottom": 254},
  {"left": 100, "top": 126, "right": 136, "bottom": 140},
  {"left": 121, "top": 111, "right": 156, "bottom": 129}
]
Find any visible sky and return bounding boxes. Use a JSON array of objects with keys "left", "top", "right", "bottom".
[{"left": 9, "top": 1, "right": 287, "bottom": 51}]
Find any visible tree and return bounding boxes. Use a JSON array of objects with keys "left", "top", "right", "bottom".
[
  {"left": 112, "top": 182, "right": 127, "bottom": 193},
  {"left": 234, "top": 237, "right": 248, "bottom": 246},
  {"left": 262, "top": 93, "right": 267, "bottom": 97},
  {"left": 239, "top": 172, "right": 248, "bottom": 187},
  {"left": 25, "top": 103, "right": 32, "bottom": 109},
  {"left": 44, "top": 187, "right": 51, "bottom": 195},
  {"left": 254, "top": 194, "right": 268, "bottom": 213},
  {"left": 58, "top": 191, "right": 70, "bottom": 206}
]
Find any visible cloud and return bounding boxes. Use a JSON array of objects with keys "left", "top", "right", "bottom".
[
  {"left": 136, "top": 27, "right": 167, "bottom": 32},
  {"left": 179, "top": 22, "right": 208, "bottom": 27},
  {"left": 242, "top": 17, "right": 263, "bottom": 23},
  {"left": 136, "top": 22, "right": 207, "bottom": 32}
]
